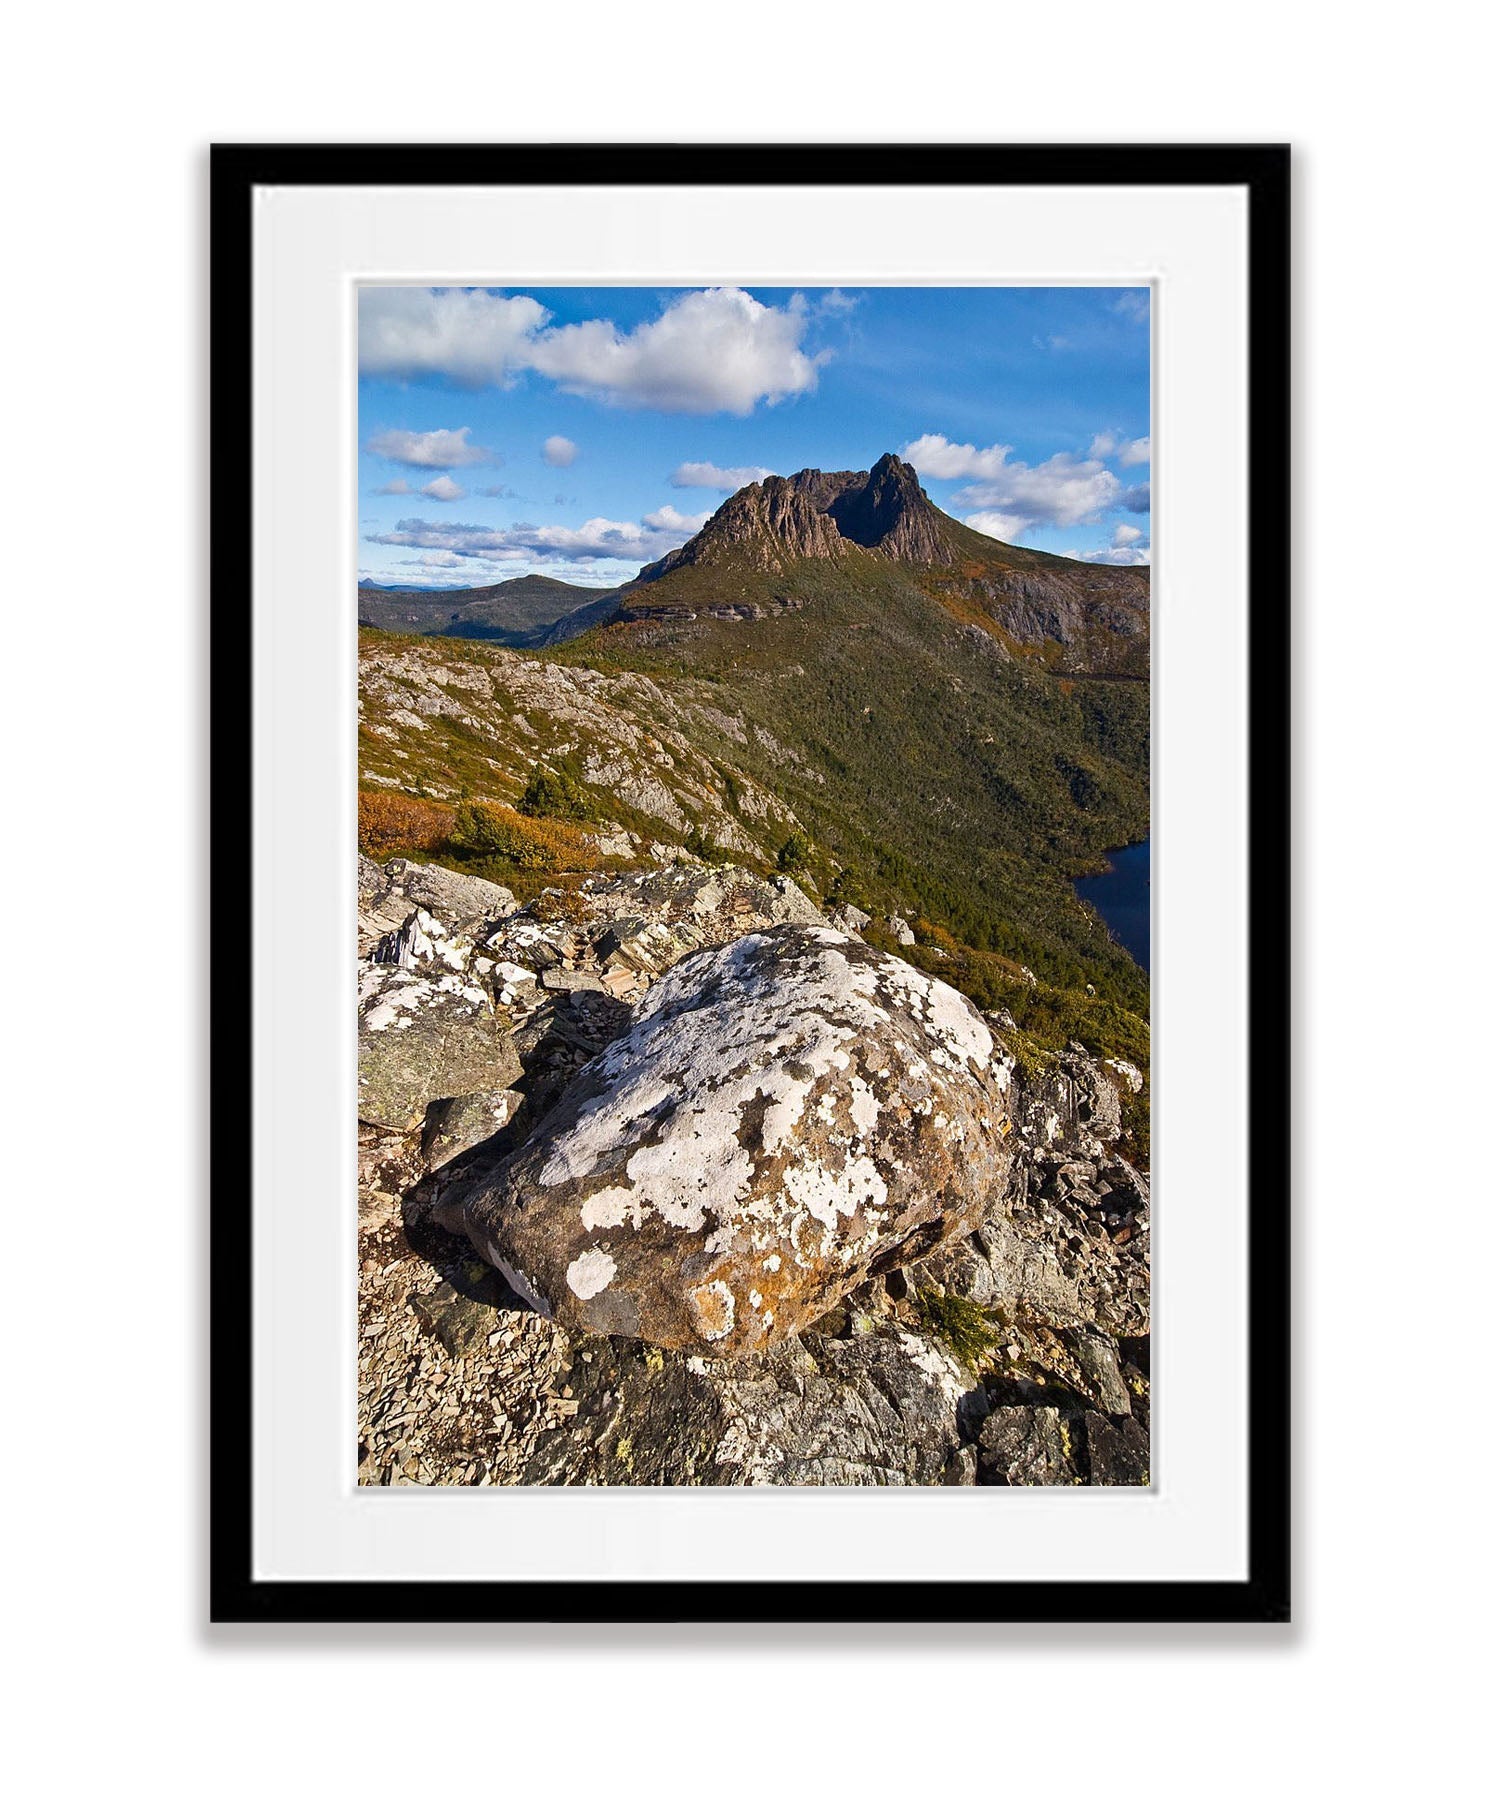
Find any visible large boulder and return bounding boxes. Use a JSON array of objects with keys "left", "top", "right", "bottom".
[
  {"left": 440, "top": 924, "right": 1015, "bottom": 1356},
  {"left": 357, "top": 964, "right": 522, "bottom": 1133}
]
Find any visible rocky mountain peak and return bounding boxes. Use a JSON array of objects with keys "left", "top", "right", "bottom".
[
  {"left": 827, "top": 453, "right": 953, "bottom": 564},
  {"left": 634, "top": 453, "right": 958, "bottom": 584}
]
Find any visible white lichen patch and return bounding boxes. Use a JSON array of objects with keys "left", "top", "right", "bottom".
[{"left": 565, "top": 1246, "right": 617, "bottom": 1300}]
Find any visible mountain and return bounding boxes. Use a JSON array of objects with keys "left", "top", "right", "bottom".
[
  {"left": 357, "top": 573, "right": 623, "bottom": 649},
  {"left": 626, "top": 453, "right": 1149, "bottom": 678}
]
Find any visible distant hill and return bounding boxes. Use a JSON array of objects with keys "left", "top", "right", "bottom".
[{"left": 356, "top": 573, "right": 624, "bottom": 649}]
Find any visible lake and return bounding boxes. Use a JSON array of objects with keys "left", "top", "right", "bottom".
[{"left": 1074, "top": 836, "right": 1151, "bottom": 972}]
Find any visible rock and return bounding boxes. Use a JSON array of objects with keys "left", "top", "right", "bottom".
[
  {"left": 522, "top": 1322, "right": 986, "bottom": 1486},
  {"left": 410, "top": 1281, "right": 499, "bottom": 1359},
  {"left": 423, "top": 1089, "right": 525, "bottom": 1172},
  {"left": 1012, "top": 1045, "right": 1133, "bottom": 1158},
  {"left": 358, "top": 856, "right": 515, "bottom": 954},
  {"left": 1063, "top": 1328, "right": 1133, "bottom": 1415},
  {"left": 358, "top": 1120, "right": 429, "bottom": 1219},
  {"left": 444, "top": 924, "right": 1014, "bottom": 1356},
  {"left": 886, "top": 914, "right": 917, "bottom": 947},
  {"left": 941, "top": 1446, "right": 980, "bottom": 1485},
  {"left": 1081, "top": 1411, "right": 1151, "bottom": 1485},
  {"left": 588, "top": 827, "right": 635, "bottom": 859},
  {"left": 371, "top": 906, "right": 476, "bottom": 976},
  {"left": 977, "top": 1406, "right": 1077, "bottom": 1486},
  {"left": 825, "top": 901, "right": 871, "bottom": 935},
  {"left": 540, "top": 968, "right": 608, "bottom": 994},
  {"left": 357, "top": 964, "right": 523, "bottom": 1132}
]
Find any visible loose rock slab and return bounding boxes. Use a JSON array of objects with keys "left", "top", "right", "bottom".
[
  {"left": 444, "top": 924, "right": 1015, "bottom": 1356},
  {"left": 358, "top": 964, "right": 522, "bottom": 1132}
]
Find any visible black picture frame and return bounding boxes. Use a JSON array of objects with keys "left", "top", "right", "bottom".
[{"left": 210, "top": 143, "right": 1290, "bottom": 1626}]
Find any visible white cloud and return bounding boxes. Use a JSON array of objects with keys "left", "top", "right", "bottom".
[
  {"left": 670, "top": 460, "right": 777, "bottom": 491},
  {"left": 1083, "top": 544, "right": 1152, "bottom": 566},
  {"left": 373, "top": 477, "right": 412, "bottom": 495},
  {"left": 1112, "top": 524, "right": 1143, "bottom": 548},
  {"left": 903, "top": 433, "right": 1013, "bottom": 482},
  {"left": 1089, "top": 431, "right": 1150, "bottom": 466},
  {"left": 363, "top": 425, "right": 494, "bottom": 468},
  {"left": 359, "top": 290, "right": 548, "bottom": 387},
  {"left": 420, "top": 475, "right": 466, "bottom": 502},
  {"left": 1113, "top": 291, "right": 1150, "bottom": 325},
  {"left": 642, "top": 504, "right": 712, "bottom": 533},
  {"left": 367, "top": 500, "right": 707, "bottom": 570},
  {"left": 908, "top": 431, "right": 1126, "bottom": 530},
  {"left": 957, "top": 453, "right": 1120, "bottom": 528},
  {"left": 531, "top": 287, "right": 824, "bottom": 414},
  {"left": 360, "top": 285, "right": 825, "bottom": 414},
  {"left": 965, "top": 511, "right": 1031, "bottom": 544},
  {"left": 1121, "top": 481, "right": 1152, "bottom": 514},
  {"left": 542, "top": 435, "right": 577, "bottom": 468}
]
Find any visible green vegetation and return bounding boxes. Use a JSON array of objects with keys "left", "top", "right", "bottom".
[
  {"left": 776, "top": 828, "right": 812, "bottom": 873},
  {"left": 912, "top": 1290, "right": 1001, "bottom": 1372},
  {"left": 518, "top": 757, "right": 593, "bottom": 821}
]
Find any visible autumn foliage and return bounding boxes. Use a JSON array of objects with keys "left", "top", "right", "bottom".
[
  {"left": 357, "top": 790, "right": 454, "bottom": 859},
  {"left": 357, "top": 787, "right": 598, "bottom": 879}
]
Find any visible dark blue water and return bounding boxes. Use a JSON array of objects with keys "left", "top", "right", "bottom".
[{"left": 1074, "top": 836, "right": 1151, "bottom": 972}]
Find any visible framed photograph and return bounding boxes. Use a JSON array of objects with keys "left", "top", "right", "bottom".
[{"left": 211, "top": 143, "right": 1289, "bottom": 1623}]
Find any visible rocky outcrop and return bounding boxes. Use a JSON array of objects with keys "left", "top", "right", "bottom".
[
  {"left": 437, "top": 926, "right": 1015, "bottom": 1356},
  {"left": 633, "top": 455, "right": 958, "bottom": 584},
  {"left": 358, "top": 855, "right": 515, "bottom": 957},
  {"left": 355, "top": 850, "right": 1151, "bottom": 1488},
  {"left": 523, "top": 1322, "right": 987, "bottom": 1486}
]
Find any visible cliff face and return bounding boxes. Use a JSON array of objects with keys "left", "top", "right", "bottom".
[{"left": 635, "top": 454, "right": 958, "bottom": 582}]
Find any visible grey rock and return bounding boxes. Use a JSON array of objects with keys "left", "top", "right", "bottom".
[
  {"left": 1081, "top": 1411, "right": 1151, "bottom": 1485},
  {"left": 540, "top": 968, "right": 608, "bottom": 994},
  {"left": 978, "top": 1407, "right": 1077, "bottom": 1486},
  {"left": 523, "top": 1322, "right": 985, "bottom": 1486},
  {"left": 357, "top": 964, "right": 523, "bottom": 1133},
  {"left": 358, "top": 856, "right": 515, "bottom": 955},
  {"left": 1063, "top": 1328, "right": 1133, "bottom": 1415},
  {"left": 422, "top": 1089, "right": 525, "bottom": 1172},
  {"left": 409, "top": 1281, "right": 499, "bottom": 1359}
]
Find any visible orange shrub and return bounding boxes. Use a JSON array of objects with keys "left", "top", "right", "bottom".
[
  {"left": 449, "top": 800, "right": 599, "bottom": 874},
  {"left": 357, "top": 789, "right": 454, "bottom": 860}
]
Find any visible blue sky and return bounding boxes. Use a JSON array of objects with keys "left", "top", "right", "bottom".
[{"left": 358, "top": 285, "right": 1150, "bottom": 589}]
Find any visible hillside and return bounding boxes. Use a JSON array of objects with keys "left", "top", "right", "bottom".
[
  {"left": 356, "top": 573, "right": 622, "bottom": 648},
  {"left": 359, "top": 459, "right": 1149, "bottom": 1094}
]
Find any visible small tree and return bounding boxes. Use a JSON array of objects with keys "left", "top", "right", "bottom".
[
  {"left": 518, "top": 761, "right": 591, "bottom": 821},
  {"left": 776, "top": 828, "right": 812, "bottom": 873}
]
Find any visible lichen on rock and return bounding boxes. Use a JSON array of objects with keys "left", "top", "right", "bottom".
[{"left": 441, "top": 924, "right": 1016, "bottom": 1356}]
